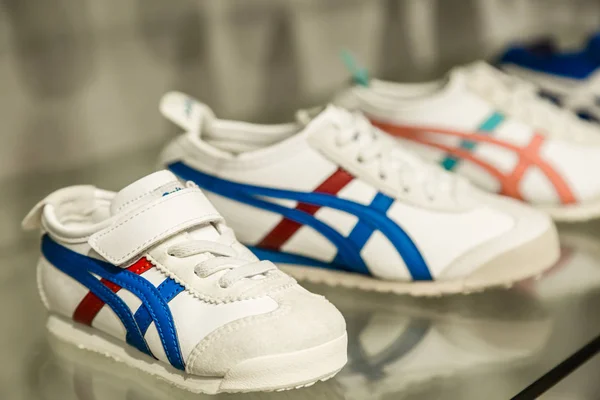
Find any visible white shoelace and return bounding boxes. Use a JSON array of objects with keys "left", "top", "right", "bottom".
[
  {"left": 328, "top": 107, "right": 457, "bottom": 200},
  {"left": 166, "top": 229, "right": 275, "bottom": 288},
  {"left": 464, "top": 62, "right": 596, "bottom": 142}
]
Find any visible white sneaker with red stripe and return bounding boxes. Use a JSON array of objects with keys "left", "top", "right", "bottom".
[
  {"left": 339, "top": 61, "right": 600, "bottom": 222},
  {"left": 158, "top": 92, "right": 559, "bottom": 296},
  {"left": 22, "top": 170, "right": 347, "bottom": 393}
]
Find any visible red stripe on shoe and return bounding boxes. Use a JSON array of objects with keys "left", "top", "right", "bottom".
[
  {"left": 258, "top": 168, "right": 354, "bottom": 250},
  {"left": 73, "top": 258, "right": 153, "bottom": 326}
]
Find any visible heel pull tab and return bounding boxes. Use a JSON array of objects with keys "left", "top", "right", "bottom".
[
  {"left": 159, "top": 91, "right": 215, "bottom": 136},
  {"left": 340, "top": 50, "right": 370, "bottom": 87},
  {"left": 21, "top": 185, "right": 97, "bottom": 231}
]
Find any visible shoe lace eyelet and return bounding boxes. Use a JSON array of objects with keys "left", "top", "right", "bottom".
[
  {"left": 218, "top": 280, "right": 229, "bottom": 289},
  {"left": 194, "top": 266, "right": 208, "bottom": 279}
]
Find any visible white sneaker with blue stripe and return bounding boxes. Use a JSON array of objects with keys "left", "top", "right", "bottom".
[
  {"left": 22, "top": 170, "right": 347, "bottom": 393},
  {"left": 158, "top": 92, "right": 560, "bottom": 296}
]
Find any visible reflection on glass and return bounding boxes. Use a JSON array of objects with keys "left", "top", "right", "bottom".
[{"left": 316, "top": 285, "right": 551, "bottom": 400}]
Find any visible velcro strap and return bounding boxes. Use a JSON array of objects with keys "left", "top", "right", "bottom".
[{"left": 89, "top": 188, "right": 223, "bottom": 266}]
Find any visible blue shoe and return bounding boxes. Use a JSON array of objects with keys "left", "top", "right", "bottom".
[{"left": 499, "top": 33, "right": 600, "bottom": 122}]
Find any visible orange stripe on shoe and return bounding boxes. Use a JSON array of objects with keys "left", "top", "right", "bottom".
[
  {"left": 505, "top": 133, "right": 576, "bottom": 204},
  {"left": 406, "top": 134, "right": 524, "bottom": 200},
  {"left": 501, "top": 134, "right": 544, "bottom": 199},
  {"left": 372, "top": 121, "right": 577, "bottom": 205}
]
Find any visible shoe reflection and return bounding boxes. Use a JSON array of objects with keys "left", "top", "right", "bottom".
[
  {"left": 303, "top": 284, "right": 552, "bottom": 400},
  {"left": 519, "top": 229, "right": 600, "bottom": 299},
  {"left": 37, "top": 333, "right": 345, "bottom": 400},
  {"left": 36, "top": 285, "right": 550, "bottom": 400}
]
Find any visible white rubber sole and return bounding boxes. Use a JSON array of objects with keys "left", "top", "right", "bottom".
[
  {"left": 47, "top": 314, "right": 347, "bottom": 394},
  {"left": 280, "top": 226, "right": 559, "bottom": 296},
  {"left": 539, "top": 200, "right": 600, "bottom": 222}
]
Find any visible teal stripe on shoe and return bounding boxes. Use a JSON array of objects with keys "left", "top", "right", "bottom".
[{"left": 441, "top": 112, "right": 505, "bottom": 171}]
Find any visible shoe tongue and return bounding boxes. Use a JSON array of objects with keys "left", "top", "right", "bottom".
[
  {"left": 295, "top": 105, "right": 328, "bottom": 127},
  {"left": 295, "top": 104, "right": 356, "bottom": 132},
  {"left": 297, "top": 105, "right": 372, "bottom": 144},
  {"left": 111, "top": 170, "right": 220, "bottom": 241},
  {"left": 160, "top": 91, "right": 215, "bottom": 137},
  {"left": 456, "top": 60, "right": 493, "bottom": 79}
]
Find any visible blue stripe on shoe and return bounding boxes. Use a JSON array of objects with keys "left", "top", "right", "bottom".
[
  {"left": 332, "top": 192, "right": 395, "bottom": 274},
  {"left": 41, "top": 235, "right": 186, "bottom": 370},
  {"left": 132, "top": 278, "right": 185, "bottom": 339},
  {"left": 168, "top": 162, "right": 433, "bottom": 281}
]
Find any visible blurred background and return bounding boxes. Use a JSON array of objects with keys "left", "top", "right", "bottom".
[
  {"left": 3, "top": 0, "right": 600, "bottom": 399},
  {"left": 2, "top": 0, "right": 600, "bottom": 248},
  {"left": 2, "top": 0, "right": 600, "bottom": 182}
]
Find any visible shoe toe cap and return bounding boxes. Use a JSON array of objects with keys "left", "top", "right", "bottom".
[
  {"left": 440, "top": 191, "right": 559, "bottom": 283},
  {"left": 185, "top": 285, "right": 347, "bottom": 377}
]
